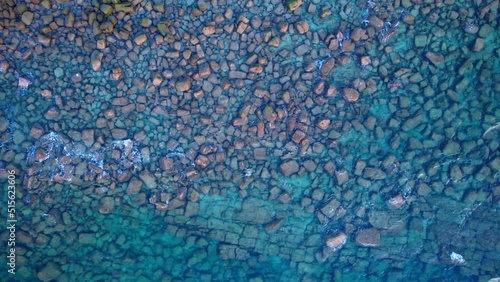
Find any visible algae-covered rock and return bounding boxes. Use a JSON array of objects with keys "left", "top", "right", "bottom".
[
  {"left": 287, "top": 0, "right": 303, "bottom": 11},
  {"left": 157, "top": 21, "right": 169, "bottom": 36},
  {"left": 114, "top": 3, "right": 134, "bottom": 13}
]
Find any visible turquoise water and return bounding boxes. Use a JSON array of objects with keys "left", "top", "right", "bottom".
[{"left": 0, "top": 0, "right": 499, "bottom": 281}]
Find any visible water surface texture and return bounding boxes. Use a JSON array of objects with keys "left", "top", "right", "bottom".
[{"left": 0, "top": 0, "right": 499, "bottom": 281}]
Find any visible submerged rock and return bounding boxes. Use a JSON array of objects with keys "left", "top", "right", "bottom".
[
  {"left": 356, "top": 228, "right": 381, "bottom": 247},
  {"left": 326, "top": 232, "right": 347, "bottom": 250}
]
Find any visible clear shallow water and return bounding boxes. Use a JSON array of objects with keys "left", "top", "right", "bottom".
[{"left": 0, "top": 0, "right": 499, "bottom": 281}]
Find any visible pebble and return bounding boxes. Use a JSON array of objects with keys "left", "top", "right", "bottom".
[
  {"left": 387, "top": 195, "right": 405, "bottom": 209},
  {"left": 287, "top": 0, "right": 303, "bottom": 11},
  {"left": 176, "top": 78, "right": 191, "bottom": 92},
  {"left": 134, "top": 34, "right": 148, "bottom": 46},
  {"left": 22, "top": 11, "right": 34, "bottom": 25},
  {"left": 159, "top": 157, "right": 174, "bottom": 171},
  {"left": 425, "top": 52, "right": 444, "bottom": 67},
  {"left": 335, "top": 170, "right": 349, "bottom": 185},
  {"left": 316, "top": 119, "right": 330, "bottom": 130},
  {"left": 350, "top": 28, "right": 366, "bottom": 41},
  {"left": 369, "top": 15, "right": 384, "bottom": 29},
  {"left": 355, "top": 228, "right": 381, "bottom": 247},
  {"left": 325, "top": 232, "right": 347, "bottom": 250},
  {"left": 280, "top": 160, "right": 299, "bottom": 176},
  {"left": 54, "top": 67, "right": 64, "bottom": 78},
  {"left": 202, "top": 26, "right": 216, "bottom": 36},
  {"left": 111, "top": 129, "right": 128, "bottom": 139},
  {"left": 37, "top": 262, "right": 62, "bottom": 282},
  {"left": 99, "top": 197, "right": 115, "bottom": 214},
  {"left": 414, "top": 34, "right": 427, "bottom": 47},
  {"left": 343, "top": 88, "right": 360, "bottom": 102},
  {"left": 294, "top": 44, "right": 311, "bottom": 56},
  {"left": 268, "top": 37, "right": 280, "bottom": 47},
  {"left": 127, "top": 177, "right": 143, "bottom": 195},
  {"left": 90, "top": 51, "right": 103, "bottom": 71},
  {"left": 157, "top": 22, "right": 169, "bottom": 36},
  {"left": 473, "top": 38, "right": 484, "bottom": 52},
  {"left": 363, "top": 167, "right": 387, "bottom": 180},
  {"left": 254, "top": 148, "right": 267, "bottom": 160},
  {"left": 320, "top": 58, "right": 335, "bottom": 76},
  {"left": 100, "top": 4, "right": 113, "bottom": 15},
  {"left": 295, "top": 21, "right": 309, "bottom": 34},
  {"left": 265, "top": 218, "right": 286, "bottom": 233},
  {"left": 139, "top": 170, "right": 157, "bottom": 189}
]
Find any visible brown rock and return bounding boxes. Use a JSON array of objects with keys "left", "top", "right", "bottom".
[
  {"left": 41, "top": 89, "right": 52, "bottom": 98},
  {"left": 152, "top": 73, "right": 163, "bottom": 86},
  {"left": 268, "top": 37, "right": 280, "bottom": 48},
  {"left": 254, "top": 148, "right": 267, "bottom": 160},
  {"left": 34, "top": 148, "right": 47, "bottom": 162},
  {"left": 316, "top": 119, "right": 330, "bottom": 130},
  {"left": 254, "top": 89, "right": 270, "bottom": 98},
  {"left": 110, "top": 68, "right": 123, "bottom": 80},
  {"left": 326, "top": 85, "right": 337, "bottom": 97},
  {"left": 355, "top": 228, "right": 380, "bottom": 247},
  {"left": 198, "top": 63, "right": 211, "bottom": 78},
  {"left": 335, "top": 169, "right": 349, "bottom": 185},
  {"left": 361, "top": 56, "right": 371, "bottom": 66},
  {"left": 160, "top": 157, "right": 174, "bottom": 171},
  {"left": 295, "top": 21, "right": 309, "bottom": 34},
  {"left": 82, "top": 129, "right": 94, "bottom": 147},
  {"left": 369, "top": 15, "right": 384, "bottom": 28},
  {"left": 44, "top": 107, "right": 60, "bottom": 119},
  {"left": 314, "top": 81, "right": 325, "bottom": 94},
  {"left": 195, "top": 155, "right": 210, "bottom": 168},
  {"left": 30, "top": 124, "right": 44, "bottom": 139},
  {"left": 236, "top": 22, "right": 248, "bottom": 34},
  {"left": 328, "top": 38, "right": 339, "bottom": 50},
  {"left": 18, "top": 77, "right": 30, "bottom": 89},
  {"left": 202, "top": 26, "right": 216, "bottom": 36},
  {"left": 134, "top": 34, "right": 147, "bottom": 46},
  {"left": 387, "top": 195, "right": 405, "bottom": 209},
  {"left": 292, "top": 130, "right": 306, "bottom": 143},
  {"left": 91, "top": 50, "right": 103, "bottom": 71},
  {"left": 0, "top": 61, "right": 9, "bottom": 72},
  {"left": 249, "top": 64, "right": 263, "bottom": 74},
  {"left": 127, "top": 177, "right": 143, "bottom": 195},
  {"left": 326, "top": 232, "right": 347, "bottom": 249},
  {"left": 425, "top": 52, "right": 444, "bottom": 67},
  {"left": 350, "top": 28, "right": 366, "bottom": 41},
  {"left": 176, "top": 78, "right": 191, "bottom": 92},
  {"left": 320, "top": 58, "right": 335, "bottom": 76},
  {"left": 280, "top": 160, "right": 299, "bottom": 176},
  {"left": 343, "top": 88, "right": 359, "bottom": 102},
  {"left": 111, "top": 129, "right": 127, "bottom": 139}
]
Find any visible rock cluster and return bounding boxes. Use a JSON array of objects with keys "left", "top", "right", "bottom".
[{"left": 0, "top": 0, "right": 497, "bottom": 280}]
